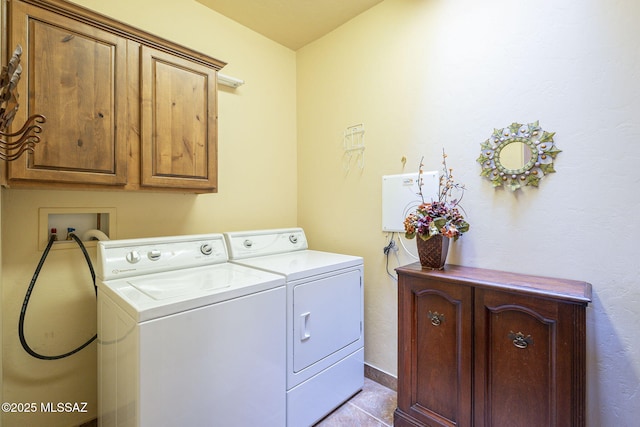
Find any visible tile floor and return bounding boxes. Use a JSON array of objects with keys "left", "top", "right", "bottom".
[
  {"left": 314, "top": 378, "right": 397, "bottom": 427},
  {"left": 80, "top": 377, "right": 397, "bottom": 427}
]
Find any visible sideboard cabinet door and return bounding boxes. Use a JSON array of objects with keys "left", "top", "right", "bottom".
[
  {"left": 396, "top": 273, "right": 473, "bottom": 427},
  {"left": 474, "top": 288, "right": 587, "bottom": 427}
]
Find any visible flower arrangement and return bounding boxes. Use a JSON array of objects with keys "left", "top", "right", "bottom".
[{"left": 404, "top": 150, "right": 470, "bottom": 241}]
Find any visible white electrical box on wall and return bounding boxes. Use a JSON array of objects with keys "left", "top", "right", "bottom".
[{"left": 382, "top": 172, "right": 439, "bottom": 232}]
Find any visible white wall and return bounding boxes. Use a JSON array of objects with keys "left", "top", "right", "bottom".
[{"left": 297, "top": 0, "right": 640, "bottom": 425}]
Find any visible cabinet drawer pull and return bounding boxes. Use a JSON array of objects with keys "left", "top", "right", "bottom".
[
  {"left": 508, "top": 331, "right": 533, "bottom": 349},
  {"left": 427, "top": 311, "right": 445, "bottom": 326}
]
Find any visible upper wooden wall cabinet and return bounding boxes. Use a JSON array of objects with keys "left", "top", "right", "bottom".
[
  {"left": 395, "top": 263, "right": 592, "bottom": 427},
  {"left": 4, "top": 0, "right": 226, "bottom": 192}
]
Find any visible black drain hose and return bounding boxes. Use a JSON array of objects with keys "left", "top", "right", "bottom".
[{"left": 18, "top": 233, "right": 97, "bottom": 360}]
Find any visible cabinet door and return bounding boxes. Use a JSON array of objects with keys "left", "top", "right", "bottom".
[
  {"left": 396, "top": 275, "right": 473, "bottom": 427},
  {"left": 140, "top": 46, "right": 218, "bottom": 190},
  {"left": 474, "top": 289, "right": 585, "bottom": 427},
  {"left": 8, "top": 0, "right": 128, "bottom": 185}
]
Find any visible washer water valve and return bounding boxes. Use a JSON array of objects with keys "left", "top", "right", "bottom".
[{"left": 66, "top": 227, "right": 76, "bottom": 240}]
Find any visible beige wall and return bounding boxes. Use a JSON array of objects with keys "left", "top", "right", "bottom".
[
  {"left": 1, "top": 0, "right": 297, "bottom": 426},
  {"left": 297, "top": 0, "right": 640, "bottom": 426}
]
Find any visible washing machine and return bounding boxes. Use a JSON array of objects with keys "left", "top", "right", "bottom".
[
  {"left": 96, "top": 234, "right": 286, "bottom": 427},
  {"left": 224, "top": 228, "right": 364, "bottom": 427}
]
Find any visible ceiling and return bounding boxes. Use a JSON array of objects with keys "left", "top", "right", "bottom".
[{"left": 196, "top": 0, "right": 384, "bottom": 50}]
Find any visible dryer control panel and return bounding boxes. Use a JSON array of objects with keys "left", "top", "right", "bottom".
[
  {"left": 97, "top": 234, "right": 228, "bottom": 280},
  {"left": 224, "top": 228, "right": 308, "bottom": 259}
]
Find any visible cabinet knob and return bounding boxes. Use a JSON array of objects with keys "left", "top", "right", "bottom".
[
  {"left": 508, "top": 331, "right": 533, "bottom": 349},
  {"left": 427, "top": 310, "right": 445, "bottom": 326}
]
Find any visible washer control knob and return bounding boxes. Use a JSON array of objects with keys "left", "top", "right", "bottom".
[
  {"left": 148, "top": 250, "right": 161, "bottom": 261},
  {"left": 200, "top": 243, "right": 213, "bottom": 255},
  {"left": 126, "top": 250, "right": 141, "bottom": 264},
  {"left": 289, "top": 234, "right": 298, "bottom": 244},
  {"left": 243, "top": 239, "right": 253, "bottom": 248}
]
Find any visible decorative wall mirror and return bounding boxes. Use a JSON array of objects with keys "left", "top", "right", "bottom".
[{"left": 477, "top": 121, "right": 561, "bottom": 191}]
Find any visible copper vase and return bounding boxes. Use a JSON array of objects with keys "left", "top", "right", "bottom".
[{"left": 416, "top": 234, "right": 450, "bottom": 270}]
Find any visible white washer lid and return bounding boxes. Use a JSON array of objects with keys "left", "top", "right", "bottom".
[
  {"left": 230, "top": 250, "right": 362, "bottom": 281},
  {"left": 98, "top": 263, "right": 285, "bottom": 322}
]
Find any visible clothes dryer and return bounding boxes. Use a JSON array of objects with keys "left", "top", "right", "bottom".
[
  {"left": 96, "top": 234, "right": 286, "bottom": 427},
  {"left": 224, "top": 228, "right": 364, "bottom": 427}
]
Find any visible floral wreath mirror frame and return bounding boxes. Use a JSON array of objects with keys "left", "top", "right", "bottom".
[{"left": 477, "top": 121, "right": 561, "bottom": 191}]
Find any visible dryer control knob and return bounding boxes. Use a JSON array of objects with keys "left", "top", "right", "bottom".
[
  {"left": 148, "top": 250, "right": 161, "bottom": 261},
  {"left": 200, "top": 243, "right": 213, "bottom": 255},
  {"left": 126, "top": 250, "right": 141, "bottom": 264},
  {"left": 243, "top": 239, "right": 253, "bottom": 248},
  {"left": 289, "top": 234, "right": 298, "bottom": 244}
]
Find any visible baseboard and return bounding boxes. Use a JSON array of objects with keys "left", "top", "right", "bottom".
[{"left": 364, "top": 363, "right": 397, "bottom": 392}]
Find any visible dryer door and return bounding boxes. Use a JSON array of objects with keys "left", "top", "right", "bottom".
[{"left": 292, "top": 269, "right": 362, "bottom": 372}]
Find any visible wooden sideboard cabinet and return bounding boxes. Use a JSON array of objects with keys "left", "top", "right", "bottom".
[{"left": 395, "top": 264, "right": 591, "bottom": 427}]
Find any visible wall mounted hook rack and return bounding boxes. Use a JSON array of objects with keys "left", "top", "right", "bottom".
[
  {"left": 343, "top": 123, "right": 365, "bottom": 172},
  {"left": 0, "top": 44, "right": 46, "bottom": 162}
]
